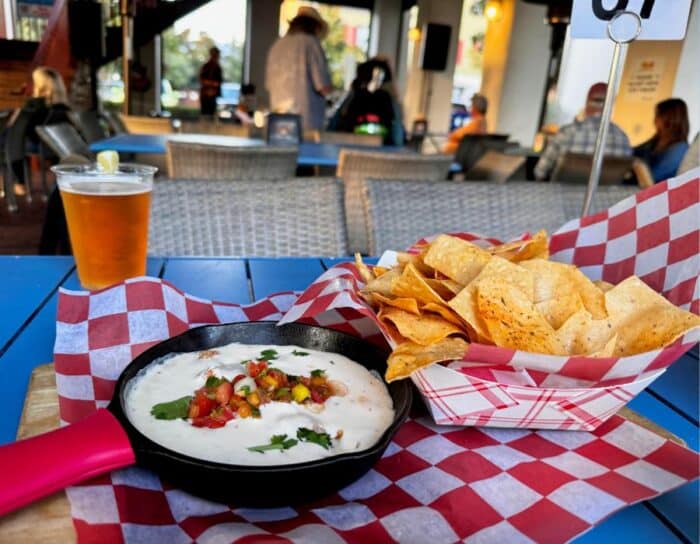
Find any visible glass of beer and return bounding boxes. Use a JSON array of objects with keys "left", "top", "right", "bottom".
[{"left": 52, "top": 163, "right": 157, "bottom": 290}]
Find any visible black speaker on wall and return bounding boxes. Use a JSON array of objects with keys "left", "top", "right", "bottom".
[
  {"left": 419, "top": 23, "right": 452, "bottom": 71},
  {"left": 68, "top": 0, "right": 105, "bottom": 60}
]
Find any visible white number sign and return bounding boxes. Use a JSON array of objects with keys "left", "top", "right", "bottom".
[{"left": 571, "top": 0, "right": 693, "bottom": 40}]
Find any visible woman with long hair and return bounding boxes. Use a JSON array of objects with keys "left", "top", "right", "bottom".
[
  {"left": 634, "top": 98, "right": 690, "bottom": 182},
  {"left": 32, "top": 66, "right": 69, "bottom": 108}
]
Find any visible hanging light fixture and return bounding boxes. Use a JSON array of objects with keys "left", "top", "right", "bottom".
[{"left": 484, "top": 0, "right": 503, "bottom": 22}]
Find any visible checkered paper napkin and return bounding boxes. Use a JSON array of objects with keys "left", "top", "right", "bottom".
[
  {"left": 54, "top": 279, "right": 699, "bottom": 543},
  {"left": 279, "top": 169, "right": 700, "bottom": 430}
]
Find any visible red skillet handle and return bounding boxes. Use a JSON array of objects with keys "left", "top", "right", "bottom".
[{"left": 0, "top": 408, "right": 135, "bottom": 516}]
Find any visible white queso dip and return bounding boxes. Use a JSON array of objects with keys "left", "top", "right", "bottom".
[{"left": 125, "top": 343, "right": 395, "bottom": 465}]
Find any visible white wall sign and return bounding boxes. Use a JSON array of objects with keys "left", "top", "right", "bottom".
[{"left": 571, "top": 0, "right": 693, "bottom": 40}]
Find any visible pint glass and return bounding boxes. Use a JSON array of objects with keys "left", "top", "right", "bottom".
[{"left": 52, "top": 164, "right": 157, "bottom": 290}]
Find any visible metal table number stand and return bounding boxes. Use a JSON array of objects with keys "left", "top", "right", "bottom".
[{"left": 581, "top": 10, "right": 642, "bottom": 216}]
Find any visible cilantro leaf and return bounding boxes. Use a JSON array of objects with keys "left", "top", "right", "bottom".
[
  {"left": 151, "top": 396, "right": 192, "bottom": 420},
  {"left": 292, "top": 350, "right": 309, "bottom": 356},
  {"left": 259, "top": 349, "right": 279, "bottom": 361},
  {"left": 275, "top": 387, "right": 291, "bottom": 399},
  {"left": 239, "top": 385, "right": 251, "bottom": 396},
  {"left": 205, "top": 375, "right": 226, "bottom": 388},
  {"left": 247, "top": 434, "right": 298, "bottom": 453},
  {"left": 310, "top": 369, "right": 325, "bottom": 378},
  {"left": 297, "top": 427, "right": 332, "bottom": 450}
]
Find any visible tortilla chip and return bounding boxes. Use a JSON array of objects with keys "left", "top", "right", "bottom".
[
  {"left": 423, "top": 235, "right": 492, "bottom": 285},
  {"left": 594, "top": 280, "right": 614, "bottom": 292},
  {"left": 590, "top": 334, "right": 618, "bottom": 357},
  {"left": 421, "top": 302, "right": 465, "bottom": 327},
  {"left": 424, "top": 278, "right": 459, "bottom": 301},
  {"left": 520, "top": 259, "right": 606, "bottom": 318},
  {"left": 448, "top": 256, "right": 535, "bottom": 342},
  {"left": 372, "top": 292, "right": 421, "bottom": 315},
  {"left": 604, "top": 276, "right": 700, "bottom": 356},
  {"left": 556, "top": 309, "right": 616, "bottom": 356},
  {"left": 535, "top": 293, "right": 585, "bottom": 330},
  {"left": 355, "top": 253, "right": 374, "bottom": 284},
  {"left": 379, "top": 306, "right": 465, "bottom": 346},
  {"left": 477, "top": 278, "right": 565, "bottom": 355},
  {"left": 511, "top": 230, "right": 549, "bottom": 262},
  {"left": 396, "top": 250, "right": 434, "bottom": 276},
  {"left": 392, "top": 263, "right": 447, "bottom": 306},
  {"left": 438, "top": 279, "right": 465, "bottom": 295},
  {"left": 385, "top": 337, "right": 469, "bottom": 382},
  {"left": 362, "top": 268, "right": 401, "bottom": 297},
  {"left": 372, "top": 266, "right": 390, "bottom": 277},
  {"left": 488, "top": 231, "right": 549, "bottom": 262}
]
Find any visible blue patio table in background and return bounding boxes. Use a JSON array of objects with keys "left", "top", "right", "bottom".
[
  {"left": 89, "top": 133, "right": 414, "bottom": 168},
  {"left": 0, "top": 255, "right": 697, "bottom": 542}
]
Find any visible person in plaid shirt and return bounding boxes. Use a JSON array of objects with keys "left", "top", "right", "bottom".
[{"left": 535, "top": 83, "right": 631, "bottom": 180}]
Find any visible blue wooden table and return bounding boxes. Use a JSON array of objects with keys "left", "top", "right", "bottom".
[
  {"left": 89, "top": 133, "right": 412, "bottom": 168},
  {"left": 0, "top": 255, "right": 697, "bottom": 542}
]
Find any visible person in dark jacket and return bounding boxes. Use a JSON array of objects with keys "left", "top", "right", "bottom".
[
  {"left": 330, "top": 57, "right": 404, "bottom": 145},
  {"left": 3, "top": 67, "right": 71, "bottom": 195},
  {"left": 199, "top": 47, "right": 223, "bottom": 117}
]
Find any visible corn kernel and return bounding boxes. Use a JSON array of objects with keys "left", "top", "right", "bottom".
[{"left": 292, "top": 383, "right": 310, "bottom": 403}]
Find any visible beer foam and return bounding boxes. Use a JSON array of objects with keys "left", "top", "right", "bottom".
[{"left": 59, "top": 179, "right": 151, "bottom": 196}]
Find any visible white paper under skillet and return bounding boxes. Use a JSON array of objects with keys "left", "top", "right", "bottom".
[{"left": 125, "top": 343, "right": 395, "bottom": 466}]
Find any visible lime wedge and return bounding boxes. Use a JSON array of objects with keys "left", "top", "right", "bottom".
[{"left": 97, "top": 150, "right": 119, "bottom": 174}]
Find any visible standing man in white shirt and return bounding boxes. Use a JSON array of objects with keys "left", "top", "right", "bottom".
[{"left": 265, "top": 6, "right": 333, "bottom": 132}]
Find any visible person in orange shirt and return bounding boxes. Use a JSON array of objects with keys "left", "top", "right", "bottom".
[{"left": 444, "top": 93, "right": 488, "bottom": 154}]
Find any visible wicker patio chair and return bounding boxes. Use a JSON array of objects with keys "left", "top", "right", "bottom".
[
  {"left": 362, "top": 179, "right": 639, "bottom": 255},
  {"left": 35, "top": 123, "right": 92, "bottom": 162},
  {"left": 178, "top": 120, "right": 252, "bottom": 138},
  {"left": 102, "top": 111, "right": 128, "bottom": 134},
  {"left": 319, "top": 131, "right": 383, "bottom": 147},
  {"left": 67, "top": 111, "right": 109, "bottom": 143},
  {"left": 166, "top": 141, "right": 298, "bottom": 180},
  {"left": 149, "top": 178, "right": 348, "bottom": 256},
  {"left": 337, "top": 150, "right": 452, "bottom": 254},
  {"left": 462, "top": 150, "right": 526, "bottom": 182},
  {"left": 122, "top": 115, "right": 174, "bottom": 134},
  {"left": 550, "top": 152, "right": 634, "bottom": 184}
]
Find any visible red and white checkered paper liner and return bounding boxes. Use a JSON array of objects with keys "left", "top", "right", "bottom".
[
  {"left": 54, "top": 278, "right": 699, "bottom": 543},
  {"left": 279, "top": 169, "right": 700, "bottom": 430}
]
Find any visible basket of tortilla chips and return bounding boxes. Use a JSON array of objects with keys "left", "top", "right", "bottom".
[{"left": 280, "top": 170, "right": 700, "bottom": 430}]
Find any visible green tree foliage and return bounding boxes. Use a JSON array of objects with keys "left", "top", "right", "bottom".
[
  {"left": 317, "top": 6, "right": 365, "bottom": 89},
  {"left": 162, "top": 27, "right": 243, "bottom": 88}
]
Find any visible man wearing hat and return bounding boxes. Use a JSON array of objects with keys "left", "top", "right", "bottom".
[
  {"left": 265, "top": 6, "right": 333, "bottom": 131},
  {"left": 534, "top": 82, "right": 631, "bottom": 180}
]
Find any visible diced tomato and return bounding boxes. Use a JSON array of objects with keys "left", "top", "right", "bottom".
[
  {"left": 232, "top": 374, "right": 246, "bottom": 385},
  {"left": 310, "top": 388, "right": 325, "bottom": 404},
  {"left": 191, "top": 416, "right": 226, "bottom": 428},
  {"left": 215, "top": 381, "right": 233, "bottom": 404},
  {"left": 246, "top": 360, "right": 268, "bottom": 378},
  {"left": 188, "top": 393, "right": 216, "bottom": 419}
]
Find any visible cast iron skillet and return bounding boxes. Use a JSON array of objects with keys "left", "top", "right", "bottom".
[{"left": 0, "top": 322, "right": 412, "bottom": 515}]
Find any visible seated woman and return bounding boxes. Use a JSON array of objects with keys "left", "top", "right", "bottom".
[
  {"left": 634, "top": 98, "right": 689, "bottom": 183},
  {"left": 3, "top": 67, "right": 71, "bottom": 195},
  {"left": 443, "top": 93, "right": 488, "bottom": 155}
]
